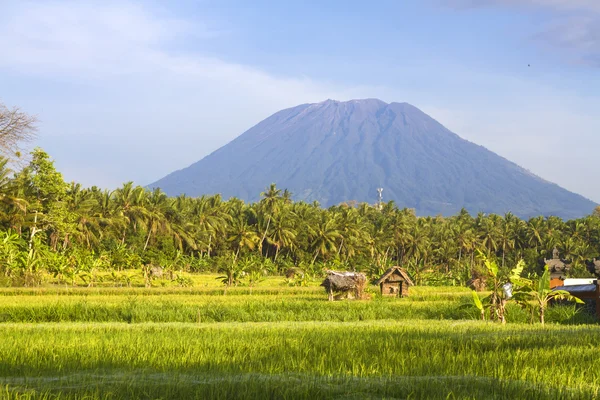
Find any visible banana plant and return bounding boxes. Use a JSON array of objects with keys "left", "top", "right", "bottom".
[
  {"left": 510, "top": 263, "right": 583, "bottom": 324},
  {"left": 471, "top": 252, "right": 521, "bottom": 323},
  {"left": 480, "top": 252, "right": 509, "bottom": 323}
]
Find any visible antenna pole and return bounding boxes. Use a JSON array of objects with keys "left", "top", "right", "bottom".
[{"left": 377, "top": 188, "right": 383, "bottom": 210}]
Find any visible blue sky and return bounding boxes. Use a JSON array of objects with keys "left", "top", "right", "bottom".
[{"left": 0, "top": 0, "right": 599, "bottom": 201}]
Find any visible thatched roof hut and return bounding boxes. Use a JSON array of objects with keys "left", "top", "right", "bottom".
[
  {"left": 374, "top": 266, "right": 414, "bottom": 297},
  {"left": 321, "top": 270, "right": 366, "bottom": 301}
]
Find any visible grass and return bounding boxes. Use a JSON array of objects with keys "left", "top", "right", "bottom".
[
  {"left": 0, "top": 274, "right": 598, "bottom": 399},
  {"left": 2, "top": 321, "right": 600, "bottom": 399},
  {"left": 0, "top": 286, "right": 592, "bottom": 324}
]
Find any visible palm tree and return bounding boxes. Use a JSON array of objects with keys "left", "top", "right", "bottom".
[
  {"left": 91, "top": 188, "right": 126, "bottom": 242},
  {"left": 228, "top": 219, "right": 259, "bottom": 260},
  {"left": 454, "top": 220, "right": 475, "bottom": 268},
  {"left": 258, "top": 183, "right": 282, "bottom": 255},
  {"left": 112, "top": 182, "right": 149, "bottom": 244},
  {"left": 65, "top": 183, "right": 100, "bottom": 249},
  {"left": 335, "top": 206, "right": 367, "bottom": 262},
  {"left": 142, "top": 188, "right": 172, "bottom": 251},
  {"left": 268, "top": 210, "right": 297, "bottom": 261},
  {"left": 478, "top": 215, "right": 500, "bottom": 257},
  {"left": 498, "top": 214, "right": 516, "bottom": 268},
  {"left": 191, "top": 195, "right": 229, "bottom": 257},
  {"left": 308, "top": 214, "right": 341, "bottom": 264}
]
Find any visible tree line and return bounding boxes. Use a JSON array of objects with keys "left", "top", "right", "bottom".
[{"left": 0, "top": 146, "right": 598, "bottom": 287}]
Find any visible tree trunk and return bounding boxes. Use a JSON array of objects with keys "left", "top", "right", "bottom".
[
  {"left": 29, "top": 211, "right": 38, "bottom": 249},
  {"left": 259, "top": 215, "right": 271, "bottom": 257},
  {"left": 337, "top": 237, "right": 344, "bottom": 256},
  {"left": 383, "top": 247, "right": 390, "bottom": 267},
  {"left": 312, "top": 250, "right": 320, "bottom": 265},
  {"left": 500, "top": 299, "right": 507, "bottom": 324},
  {"left": 207, "top": 234, "right": 212, "bottom": 257},
  {"left": 143, "top": 229, "right": 152, "bottom": 251}
]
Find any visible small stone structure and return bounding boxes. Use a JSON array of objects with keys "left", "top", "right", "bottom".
[
  {"left": 545, "top": 248, "right": 571, "bottom": 288},
  {"left": 586, "top": 259, "right": 600, "bottom": 277},
  {"left": 374, "top": 266, "right": 414, "bottom": 297},
  {"left": 320, "top": 270, "right": 366, "bottom": 301}
]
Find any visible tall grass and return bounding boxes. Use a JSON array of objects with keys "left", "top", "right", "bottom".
[
  {"left": 1, "top": 321, "right": 600, "bottom": 399},
  {"left": 1, "top": 283, "right": 598, "bottom": 399},
  {"left": 0, "top": 287, "right": 594, "bottom": 324}
]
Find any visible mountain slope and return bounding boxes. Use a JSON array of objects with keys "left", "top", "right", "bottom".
[{"left": 150, "top": 99, "right": 596, "bottom": 219}]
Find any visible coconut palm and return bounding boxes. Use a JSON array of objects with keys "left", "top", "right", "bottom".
[
  {"left": 308, "top": 214, "right": 341, "bottom": 264},
  {"left": 228, "top": 219, "right": 259, "bottom": 260}
]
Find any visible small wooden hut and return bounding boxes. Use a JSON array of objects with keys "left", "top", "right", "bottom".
[
  {"left": 375, "top": 266, "right": 414, "bottom": 297},
  {"left": 321, "top": 271, "right": 366, "bottom": 301}
]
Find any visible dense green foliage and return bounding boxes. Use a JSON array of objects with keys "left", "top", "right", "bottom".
[
  {"left": 0, "top": 149, "right": 600, "bottom": 288},
  {"left": 1, "top": 286, "right": 599, "bottom": 399}
]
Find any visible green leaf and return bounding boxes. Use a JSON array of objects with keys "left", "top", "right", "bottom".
[
  {"left": 510, "top": 259, "right": 525, "bottom": 281},
  {"left": 477, "top": 251, "right": 498, "bottom": 277},
  {"left": 552, "top": 290, "right": 585, "bottom": 304},
  {"left": 539, "top": 266, "right": 550, "bottom": 293},
  {"left": 511, "top": 276, "right": 532, "bottom": 289},
  {"left": 471, "top": 290, "right": 483, "bottom": 311}
]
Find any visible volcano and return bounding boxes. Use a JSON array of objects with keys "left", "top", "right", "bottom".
[{"left": 150, "top": 99, "right": 596, "bottom": 219}]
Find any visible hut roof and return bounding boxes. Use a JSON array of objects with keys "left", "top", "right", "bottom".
[
  {"left": 374, "top": 266, "right": 414, "bottom": 286},
  {"left": 321, "top": 270, "right": 366, "bottom": 292},
  {"left": 553, "top": 284, "right": 597, "bottom": 294}
]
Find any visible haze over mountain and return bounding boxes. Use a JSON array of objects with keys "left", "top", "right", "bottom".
[{"left": 150, "top": 99, "right": 596, "bottom": 219}]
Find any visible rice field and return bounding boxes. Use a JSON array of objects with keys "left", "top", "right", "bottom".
[{"left": 1, "top": 276, "right": 599, "bottom": 399}]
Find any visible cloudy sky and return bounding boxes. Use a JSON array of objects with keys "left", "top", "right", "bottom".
[{"left": 0, "top": 0, "right": 598, "bottom": 201}]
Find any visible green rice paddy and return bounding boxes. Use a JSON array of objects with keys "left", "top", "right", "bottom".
[{"left": 1, "top": 277, "right": 599, "bottom": 399}]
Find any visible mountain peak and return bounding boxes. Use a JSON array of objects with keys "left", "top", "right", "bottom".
[{"left": 316, "top": 98, "right": 388, "bottom": 106}]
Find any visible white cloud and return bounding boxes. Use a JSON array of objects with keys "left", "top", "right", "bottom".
[
  {"left": 443, "top": 0, "right": 600, "bottom": 67},
  {"left": 421, "top": 79, "right": 600, "bottom": 203},
  {"left": 0, "top": 1, "right": 215, "bottom": 77},
  {"left": 444, "top": 0, "right": 600, "bottom": 12},
  {"left": 0, "top": 1, "right": 380, "bottom": 188}
]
